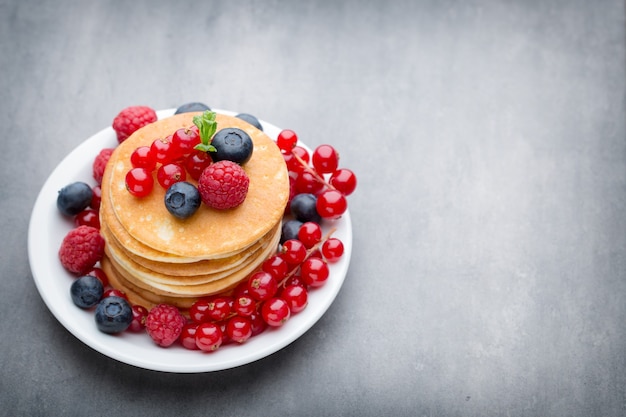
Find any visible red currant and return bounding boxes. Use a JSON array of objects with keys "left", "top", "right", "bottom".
[
  {"left": 261, "top": 297, "right": 291, "bottom": 327},
  {"left": 329, "top": 168, "right": 357, "bottom": 196},
  {"left": 90, "top": 185, "right": 102, "bottom": 210},
  {"left": 312, "top": 144, "right": 339, "bottom": 174},
  {"left": 74, "top": 209, "right": 100, "bottom": 229},
  {"left": 128, "top": 305, "right": 149, "bottom": 332},
  {"left": 298, "top": 222, "right": 322, "bottom": 248},
  {"left": 180, "top": 323, "right": 200, "bottom": 350},
  {"left": 300, "top": 257, "right": 330, "bottom": 287},
  {"left": 282, "top": 239, "right": 307, "bottom": 265},
  {"left": 316, "top": 189, "right": 347, "bottom": 219},
  {"left": 276, "top": 129, "right": 298, "bottom": 151},
  {"left": 157, "top": 163, "right": 186, "bottom": 188},
  {"left": 295, "top": 170, "right": 324, "bottom": 195},
  {"left": 86, "top": 267, "right": 109, "bottom": 287},
  {"left": 226, "top": 316, "right": 253, "bottom": 343},
  {"left": 283, "top": 274, "right": 306, "bottom": 288},
  {"left": 233, "top": 294, "right": 256, "bottom": 316},
  {"left": 321, "top": 238, "right": 344, "bottom": 262},
  {"left": 150, "top": 137, "right": 175, "bottom": 164},
  {"left": 172, "top": 127, "right": 201, "bottom": 157},
  {"left": 125, "top": 167, "right": 154, "bottom": 197},
  {"left": 284, "top": 146, "right": 309, "bottom": 173},
  {"left": 249, "top": 312, "right": 268, "bottom": 336},
  {"left": 184, "top": 151, "right": 212, "bottom": 181},
  {"left": 247, "top": 271, "right": 278, "bottom": 301},
  {"left": 261, "top": 254, "right": 288, "bottom": 281},
  {"left": 279, "top": 285, "right": 308, "bottom": 313},
  {"left": 130, "top": 146, "right": 156, "bottom": 170},
  {"left": 103, "top": 288, "right": 128, "bottom": 300},
  {"left": 195, "top": 322, "right": 223, "bottom": 352}
]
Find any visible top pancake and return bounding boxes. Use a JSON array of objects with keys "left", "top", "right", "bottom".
[{"left": 104, "top": 112, "right": 289, "bottom": 259}]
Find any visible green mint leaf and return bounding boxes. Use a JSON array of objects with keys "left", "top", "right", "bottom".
[{"left": 193, "top": 110, "right": 218, "bottom": 151}]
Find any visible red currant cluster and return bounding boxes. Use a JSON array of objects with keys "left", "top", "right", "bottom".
[
  {"left": 277, "top": 129, "right": 357, "bottom": 219},
  {"left": 178, "top": 228, "right": 345, "bottom": 351},
  {"left": 125, "top": 125, "right": 210, "bottom": 197}
]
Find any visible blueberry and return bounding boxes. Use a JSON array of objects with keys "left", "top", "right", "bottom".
[
  {"left": 94, "top": 296, "right": 133, "bottom": 334},
  {"left": 281, "top": 219, "right": 303, "bottom": 244},
  {"left": 210, "top": 128, "right": 254, "bottom": 165},
  {"left": 290, "top": 193, "right": 321, "bottom": 224},
  {"left": 70, "top": 275, "right": 104, "bottom": 308},
  {"left": 57, "top": 181, "right": 93, "bottom": 216},
  {"left": 164, "top": 181, "right": 201, "bottom": 219},
  {"left": 174, "top": 102, "right": 211, "bottom": 114},
  {"left": 235, "top": 113, "right": 263, "bottom": 131}
]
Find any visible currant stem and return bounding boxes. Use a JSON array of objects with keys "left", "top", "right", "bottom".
[{"left": 279, "top": 227, "right": 337, "bottom": 286}]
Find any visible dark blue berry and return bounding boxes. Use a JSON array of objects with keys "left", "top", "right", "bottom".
[
  {"left": 235, "top": 113, "right": 263, "bottom": 131},
  {"left": 281, "top": 219, "right": 303, "bottom": 244},
  {"left": 164, "top": 181, "right": 201, "bottom": 219},
  {"left": 210, "top": 128, "right": 253, "bottom": 165},
  {"left": 70, "top": 275, "right": 104, "bottom": 308},
  {"left": 57, "top": 182, "right": 93, "bottom": 216},
  {"left": 290, "top": 193, "right": 321, "bottom": 224},
  {"left": 95, "top": 296, "right": 133, "bottom": 334},
  {"left": 174, "top": 102, "right": 211, "bottom": 114}
]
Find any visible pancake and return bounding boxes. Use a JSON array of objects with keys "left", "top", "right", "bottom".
[{"left": 104, "top": 112, "right": 289, "bottom": 260}]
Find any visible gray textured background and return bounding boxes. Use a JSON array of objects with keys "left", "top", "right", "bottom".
[{"left": 2, "top": 0, "right": 625, "bottom": 416}]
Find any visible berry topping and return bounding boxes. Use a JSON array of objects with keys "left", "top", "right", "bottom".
[
  {"left": 70, "top": 275, "right": 104, "bottom": 309},
  {"left": 125, "top": 167, "right": 154, "bottom": 198},
  {"left": 197, "top": 160, "right": 250, "bottom": 210},
  {"left": 175, "top": 102, "right": 211, "bottom": 114},
  {"left": 95, "top": 296, "right": 133, "bottom": 334},
  {"left": 57, "top": 182, "right": 94, "bottom": 216},
  {"left": 128, "top": 305, "right": 149, "bottom": 332},
  {"left": 130, "top": 146, "right": 156, "bottom": 170},
  {"left": 145, "top": 304, "right": 186, "bottom": 347},
  {"left": 58, "top": 225, "right": 105, "bottom": 275},
  {"left": 92, "top": 148, "right": 114, "bottom": 184},
  {"left": 210, "top": 127, "right": 254, "bottom": 165},
  {"left": 235, "top": 113, "right": 263, "bottom": 131},
  {"left": 164, "top": 181, "right": 201, "bottom": 219},
  {"left": 157, "top": 163, "right": 186, "bottom": 189},
  {"left": 112, "top": 106, "right": 157, "bottom": 143}
]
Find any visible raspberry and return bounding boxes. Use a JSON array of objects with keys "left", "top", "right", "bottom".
[
  {"left": 145, "top": 304, "right": 186, "bottom": 347},
  {"left": 197, "top": 160, "right": 250, "bottom": 210},
  {"left": 92, "top": 148, "right": 114, "bottom": 184},
  {"left": 112, "top": 106, "right": 157, "bottom": 143},
  {"left": 58, "top": 225, "right": 105, "bottom": 275}
]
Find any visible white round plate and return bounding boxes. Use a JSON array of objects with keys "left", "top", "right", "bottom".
[{"left": 28, "top": 108, "right": 352, "bottom": 373}]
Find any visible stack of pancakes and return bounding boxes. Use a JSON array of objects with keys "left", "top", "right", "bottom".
[{"left": 99, "top": 112, "right": 289, "bottom": 311}]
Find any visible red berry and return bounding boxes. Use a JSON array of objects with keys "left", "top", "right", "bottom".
[
  {"left": 261, "top": 255, "right": 289, "bottom": 281},
  {"left": 300, "top": 257, "right": 330, "bottom": 287},
  {"left": 283, "top": 274, "right": 306, "bottom": 288},
  {"left": 249, "top": 312, "right": 268, "bottom": 336},
  {"left": 321, "top": 238, "right": 344, "bottom": 262},
  {"left": 112, "top": 106, "right": 157, "bottom": 143},
  {"left": 281, "top": 239, "right": 307, "bottom": 265},
  {"left": 316, "top": 189, "right": 347, "bottom": 219},
  {"left": 298, "top": 222, "right": 322, "bottom": 249},
  {"left": 276, "top": 129, "right": 298, "bottom": 151},
  {"left": 74, "top": 209, "right": 100, "bottom": 229},
  {"left": 312, "top": 144, "right": 339, "bottom": 174},
  {"left": 150, "top": 137, "right": 175, "bottom": 164},
  {"left": 92, "top": 148, "right": 114, "bottom": 184},
  {"left": 130, "top": 146, "right": 156, "bottom": 170},
  {"left": 184, "top": 151, "right": 212, "bottom": 181},
  {"left": 284, "top": 146, "right": 309, "bottom": 173},
  {"left": 330, "top": 168, "right": 357, "bottom": 196},
  {"left": 261, "top": 298, "right": 291, "bottom": 327},
  {"left": 247, "top": 271, "right": 278, "bottom": 301},
  {"left": 226, "top": 316, "right": 253, "bottom": 343},
  {"left": 90, "top": 185, "right": 102, "bottom": 210},
  {"left": 171, "top": 127, "right": 201, "bottom": 157},
  {"left": 197, "top": 160, "right": 249, "bottom": 210},
  {"left": 295, "top": 170, "right": 324, "bottom": 195},
  {"left": 85, "top": 267, "right": 109, "bottom": 287},
  {"left": 128, "top": 305, "right": 149, "bottom": 332},
  {"left": 125, "top": 167, "right": 154, "bottom": 197},
  {"left": 145, "top": 304, "right": 186, "bottom": 347},
  {"left": 103, "top": 288, "right": 128, "bottom": 300},
  {"left": 58, "top": 225, "right": 105, "bottom": 275},
  {"left": 233, "top": 294, "right": 256, "bottom": 317},
  {"left": 180, "top": 323, "right": 200, "bottom": 350},
  {"left": 156, "top": 163, "right": 186, "bottom": 189},
  {"left": 195, "top": 322, "right": 223, "bottom": 352},
  {"left": 279, "top": 285, "right": 308, "bottom": 313}
]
